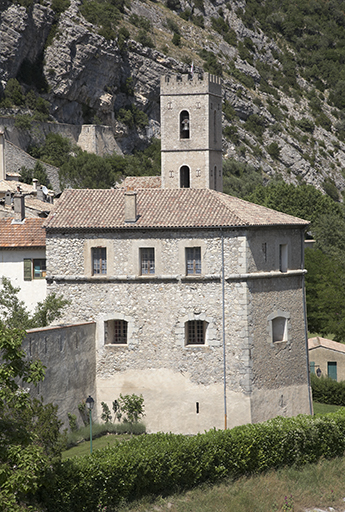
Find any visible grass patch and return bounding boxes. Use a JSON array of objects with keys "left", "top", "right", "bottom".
[
  {"left": 116, "top": 456, "right": 345, "bottom": 512},
  {"left": 62, "top": 433, "right": 130, "bottom": 459},
  {"left": 313, "top": 402, "right": 344, "bottom": 415}
]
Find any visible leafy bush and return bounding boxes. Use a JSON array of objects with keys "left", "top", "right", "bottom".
[
  {"left": 198, "top": 49, "right": 222, "bottom": 76},
  {"left": 223, "top": 158, "right": 263, "bottom": 197},
  {"left": 166, "top": 17, "right": 179, "bottom": 33},
  {"left": 244, "top": 114, "right": 266, "bottom": 138},
  {"left": 129, "top": 13, "right": 151, "bottom": 31},
  {"left": 14, "top": 114, "right": 32, "bottom": 131},
  {"left": 296, "top": 117, "right": 315, "bottom": 133},
  {"left": 20, "top": 161, "right": 50, "bottom": 187},
  {"left": 266, "top": 142, "right": 280, "bottom": 159},
  {"left": 117, "top": 104, "right": 148, "bottom": 129},
  {"left": 172, "top": 32, "right": 181, "bottom": 46},
  {"left": 36, "top": 410, "right": 345, "bottom": 511},
  {"left": 136, "top": 29, "right": 155, "bottom": 48},
  {"left": 311, "top": 374, "right": 345, "bottom": 405},
  {"left": 166, "top": 0, "right": 180, "bottom": 11}
]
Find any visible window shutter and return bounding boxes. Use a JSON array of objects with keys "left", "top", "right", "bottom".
[{"left": 24, "top": 259, "right": 32, "bottom": 281}]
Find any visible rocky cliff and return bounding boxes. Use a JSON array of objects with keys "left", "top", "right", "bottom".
[{"left": 1, "top": 0, "right": 345, "bottom": 195}]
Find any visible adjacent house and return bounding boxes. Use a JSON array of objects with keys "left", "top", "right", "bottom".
[
  {"left": 41, "top": 73, "right": 312, "bottom": 433},
  {"left": 0, "top": 217, "right": 46, "bottom": 312},
  {"left": 309, "top": 337, "right": 345, "bottom": 381}
]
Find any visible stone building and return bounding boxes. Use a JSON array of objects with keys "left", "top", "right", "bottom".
[
  {"left": 309, "top": 337, "right": 345, "bottom": 381},
  {"left": 43, "top": 73, "right": 312, "bottom": 433}
]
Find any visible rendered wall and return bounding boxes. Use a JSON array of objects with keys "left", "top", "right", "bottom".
[
  {"left": 23, "top": 322, "right": 96, "bottom": 428},
  {"left": 309, "top": 347, "right": 345, "bottom": 382},
  {"left": 0, "top": 247, "right": 46, "bottom": 312}
]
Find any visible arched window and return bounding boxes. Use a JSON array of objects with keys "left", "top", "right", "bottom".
[
  {"left": 180, "top": 110, "right": 190, "bottom": 139},
  {"left": 180, "top": 166, "right": 190, "bottom": 188}
]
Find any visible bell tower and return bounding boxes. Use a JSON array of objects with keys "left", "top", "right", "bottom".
[{"left": 160, "top": 73, "right": 223, "bottom": 191}]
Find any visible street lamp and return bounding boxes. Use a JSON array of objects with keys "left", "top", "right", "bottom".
[{"left": 86, "top": 395, "right": 94, "bottom": 454}]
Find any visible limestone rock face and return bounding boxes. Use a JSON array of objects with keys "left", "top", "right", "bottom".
[
  {"left": 0, "top": 3, "right": 54, "bottom": 90},
  {"left": 1, "top": 0, "right": 345, "bottom": 193}
]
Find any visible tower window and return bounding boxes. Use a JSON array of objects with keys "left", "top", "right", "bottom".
[
  {"left": 180, "top": 166, "right": 190, "bottom": 188},
  {"left": 180, "top": 110, "right": 190, "bottom": 139}
]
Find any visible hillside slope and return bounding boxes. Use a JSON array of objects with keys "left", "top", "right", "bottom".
[{"left": 1, "top": 0, "right": 345, "bottom": 196}]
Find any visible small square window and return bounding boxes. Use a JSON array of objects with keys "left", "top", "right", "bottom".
[
  {"left": 186, "top": 320, "right": 206, "bottom": 345},
  {"left": 92, "top": 247, "right": 107, "bottom": 275},
  {"left": 140, "top": 248, "right": 155, "bottom": 275},
  {"left": 105, "top": 320, "right": 128, "bottom": 344},
  {"left": 186, "top": 247, "right": 201, "bottom": 275},
  {"left": 272, "top": 316, "right": 287, "bottom": 342}
]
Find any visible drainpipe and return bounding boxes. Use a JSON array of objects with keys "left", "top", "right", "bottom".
[
  {"left": 221, "top": 227, "right": 227, "bottom": 429},
  {"left": 302, "top": 228, "right": 313, "bottom": 415}
]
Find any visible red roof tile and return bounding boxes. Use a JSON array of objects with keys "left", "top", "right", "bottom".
[
  {"left": 44, "top": 188, "right": 309, "bottom": 230},
  {"left": 119, "top": 176, "right": 161, "bottom": 189},
  {"left": 0, "top": 218, "right": 46, "bottom": 247}
]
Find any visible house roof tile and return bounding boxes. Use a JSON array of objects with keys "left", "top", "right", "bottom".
[
  {"left": 119, "top": 176, "right": 161, "bottom": 189},
  {"left": 44, "top": 188, "right": 309, "bottom": 230},
  {"left": 308, "top": 337, "right": 345, "bottom": 354},
  {"left": 0, "top": 218, "right": 46, "bottom": 247}
]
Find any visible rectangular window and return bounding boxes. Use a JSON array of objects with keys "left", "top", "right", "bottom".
[
  {"left": 279, "top": 244, "right": 288, "bottom": 272},
  {"left": 24, "top": 259, "right": 46, "bottom": 280},
  {"left": 328, "top": 361, "right": 337, "bottom": 381},
  {"left": 186, "top": 247, "right": 201, "bottom": 275},
  {"left": 140, "top": 248, "right": 155, "bottom": 275},
  {"left": 33, "top": 259, "right": 46, "bottom": 279},
  {"left": 105, "top": 320, "right": 127, "bottom": 344},
  {"left": 92, "top": 247, "right": 107, "bottom": 275},
  {"left": 186, "top": 320, "right": 205, "bottom": 345},
  {"left": 310, "top": 361, "right": 316, "bottom": 374}
]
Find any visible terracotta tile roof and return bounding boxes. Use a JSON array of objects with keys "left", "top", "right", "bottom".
[
  {"left": 0, "top": 218, "right": 46, "bottom": 247},
  {"left": 0, "top": 180, "right": 36, "bottom": 194},
  {"left": 119, "top": 176, "right": 161, "bottom": 189},
  {"left": 308, "top": 337, "right": 345, "bottom": 354},
  {"left": 44, "top": 188, "right": 309, "bottom": 230},
  {"left": 25, "top": 196, "right": 55, "bottom": 214}
]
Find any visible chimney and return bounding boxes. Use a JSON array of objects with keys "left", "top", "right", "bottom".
[
  {"left": 13, "top": 192, "right": 25, "bottom": 221},
  {"left": 124, "top": 189, "right": 137, "bottom": 223},
  {"left": 32, "top": 178, "right": 38, "bottom": 192},
  {"left": 0, "top": 131, "right": 5, "bottom": 181},
  {"left": 47, "top": 192, "right": 54, "bottom": 204}
]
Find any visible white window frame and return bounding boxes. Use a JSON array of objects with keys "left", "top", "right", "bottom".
[{"left": 267, "top": 310, "right": 290, "bottom": 346}]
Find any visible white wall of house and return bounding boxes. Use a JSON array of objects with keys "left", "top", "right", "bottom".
[{"left": 0, "top": 248, "right": 46, "bottom": 313}]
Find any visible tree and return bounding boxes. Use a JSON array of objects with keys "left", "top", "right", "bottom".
[
  {"left": 0, "top": 277, "right": 70, "bottom": 330},
  {"left": 118, "top": 393, "right": 145, "bottom": 424},
  {"left": 0, "top": 325, "right": 64, "bottom": 510}
]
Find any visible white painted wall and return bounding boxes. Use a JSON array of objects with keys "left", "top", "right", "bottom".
[{"left": 0, "top": 248, "right": 47, "bottom": 313}]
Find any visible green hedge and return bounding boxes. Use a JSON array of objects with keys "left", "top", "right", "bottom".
[
  {"left": 311, "top": 373, "right": 345, "bottom": 405},
  {"left": 36, "top": 410, "right": 345, "bottom": 511}
]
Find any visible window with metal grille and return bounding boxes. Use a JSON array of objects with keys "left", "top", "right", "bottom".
[
  {"left": 140, "top": 248, "right": 155, "bottom": 274},
  {"left": 186, "top": 247, "right": 201, "bottom": 275},
  {"left": 186, "top": 320, "right": 206, "bottom": 345},
  {"left": 105, "top": 320, "right": 128, "bottom": 344},
  {"left": 92, "top": 247, "right": 107, "bottom": 275}
]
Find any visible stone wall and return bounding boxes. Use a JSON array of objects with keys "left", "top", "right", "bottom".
[{"left": 23, "top": 322, "right": 96, "bottom": 428}]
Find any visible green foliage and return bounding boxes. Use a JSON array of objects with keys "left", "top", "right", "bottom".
[
  {"left": 266, "top": 142, "right": 280, "bottom": 159},
  {"left": 172, "top": 32, "right": 181, "bottom": 46},
  {"left": 51, "top": 0, "right": 70, "bottom": 14},
  {"left": 20, "top": 160, "right": 50, "bottom": 187},
  {"left": 228, "top": 61, "right": 255, "bottom": 88},
  {"left": 80, "top": 0, "right": 123, "bottom": 40},
  {"left": 223, "top": 125, "right": 239, "bottom": 144},
  {"left": 192, "top": 14, "right": 204, "bottom": 28},
  {"left": 68, "top": 413, "right": 78, "bottom": 432},
  {"left": 59, "top": 139, "right": 160, "bottom": 189},
  {"left": 0, "top": 325, "right": 63, "bottom": 510},
  {"left": 129, "top": 13, "right": 151, "bottom": 30},
  {"left": 14, "top": 114, "right": 32, "bottom": 131},
  {"left": 296, "top": 117, "right": 315, "bottom": 133},
  {"left": 244, "top": 114, "right": 266, "bottom": 138},
  {"left": 223, "top": 158, "right": 263, "bottom": 197},
  {"left": 35, "top": 410, "right": 345, "bottom": 511},
  {"left": 28, "top": 132, "right": 74, "bottom": 168},
  {"left": 323, "top": 178, "right": 339, "bottom": 201},
  {"left": 2, "top": 78, "right": 24, "bottom": 106},
  {"left": 117, "top": 104, "right": 148, "bottom": 129},
  {"left": 136, "top": 29, "right": 155, "bottom": 48},
  {"left": 118, "top": 26, "right": 130, "bottom": 50},
  {"left": 166, "top": 17, "right": 179, "bottom": 34},
  {"left": 101, "top": 402, "right": 112, "bottom": 423},
  {"left": 311, "top": 373, "right": 345, "bottom": 405},
  {"left": 166, "top": 0, "right": 181, "bottom": 11},
  {"left": 0, "top": 277, "right": 70, "bottom": 330},
  {"left": 118, "top": 393, "right": 145, "bottom": 424},
  {"left": 198, "top": 49, "right": 222, "bottom": 76}
]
